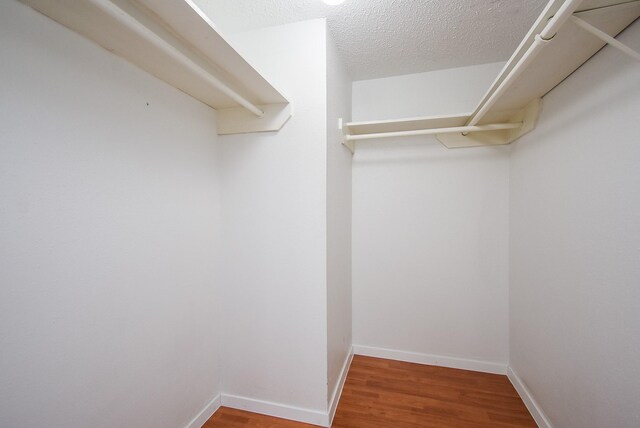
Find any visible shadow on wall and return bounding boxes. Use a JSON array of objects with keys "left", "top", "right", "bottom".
[
  {"left": 519, "top": 53, "right": 640, "bottom": 144},
  {"left": 352, "top": 136, "right": 511, "bottom": 165}
]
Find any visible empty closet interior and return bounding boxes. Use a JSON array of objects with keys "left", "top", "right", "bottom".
[{"left": 1, "top": 0, "right": 639, "bottom": 427}]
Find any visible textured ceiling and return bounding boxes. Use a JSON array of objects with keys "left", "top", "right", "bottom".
[{"left": 195, "top": 0, "right": 548, "bottom": 80}]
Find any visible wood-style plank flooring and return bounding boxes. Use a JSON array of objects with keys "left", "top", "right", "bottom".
[{"left": 204, "top": 355, "right": 536, "bottom": 427}]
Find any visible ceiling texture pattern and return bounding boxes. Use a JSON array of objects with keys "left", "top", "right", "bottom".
[{"left": 196, "top": 0, "right": 548, "bottom": 80}]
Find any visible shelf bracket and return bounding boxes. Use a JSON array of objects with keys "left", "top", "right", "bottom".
[
  {"left": 339, "top": 118, "right": 355, "bottom": 154},
  {"left": 217, "top": 103, "right": 292, "bottom": 135},
  {"left": 570, "top": 16, "right": 640, "bottom": 62},
  {"left": 436, "top": 98, "right": 542, "bottom": 148}
]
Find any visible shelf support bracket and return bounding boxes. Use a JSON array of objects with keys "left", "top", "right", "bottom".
[
  {"left": 437, "top": 98, "right": 542, "bottom": 148},
  {"left": 339, "top": 118, "right": 355, "bottom": 154},
  {"left": 570, "top": 16, "right": 640, "bottom": 62},
  {"left": 217, "top": 103, "right": 293, "bottom": 135}
]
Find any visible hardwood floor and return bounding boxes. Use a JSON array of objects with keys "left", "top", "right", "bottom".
[
  {"left": 205, "top": 407, "right": 317, "bottom": 428},
  {"left": 204, "top": 355, "right": 536, "bottom": 427}
]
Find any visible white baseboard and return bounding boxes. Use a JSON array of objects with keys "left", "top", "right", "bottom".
[
  {"left": 507, "top": 367, "right": 552, "bottom": 428},
  {"left": 184, "top": 393, "right": 221, "bottom": 428},
  {"left": 221, "top": 394, "right": 329, "bottom": 427},
  {"left": 352, "top": 345, "right": 507, "bottom": 375},
  {"left": 184, "top": 348, "right": 508, "bottom": 428},
  {"left": 328, "top": 348, "right": 354, "bottom": 425},
  {"left": 188, "top": 350, "right": 355, "bottom": 428}
]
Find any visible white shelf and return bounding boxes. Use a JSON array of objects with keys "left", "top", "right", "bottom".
[
  {"left": 342, "top": 0, "right": 640, "bottom": 151},
  {"left": 471, "top": 0, "right": 640, "bottom": 122},
  {"left": 21, "top": 0, "right": 292, "bottom": 135},
  {"left": 342, "top": 104, "right": 539, "bottom": 150},
  {"left": 346, "top": 113, "right": 470, "bottom": 136}
]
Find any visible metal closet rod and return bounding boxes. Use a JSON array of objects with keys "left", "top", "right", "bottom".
[
  {"left": 467, "top": 0, "right": 584, "bottom": 127},
  {"left": 88, "top": 0, "right": 264, "bottom": 117},
  {"left": 346, "top": 122, "right": 522, "bottom": 142}
]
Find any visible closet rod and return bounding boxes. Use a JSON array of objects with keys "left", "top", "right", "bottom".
[
  {"left": 466, "top": 0, "right": 583, "bottom": 128},
  {"left": 570, "top": 16, "right": 640, "bottom": 61},
  {"left": 87, "top": 0, "right": 265, "bottom": 117},
  {"left": 346, "top": 122, "right": 522, "bottom": 142}
]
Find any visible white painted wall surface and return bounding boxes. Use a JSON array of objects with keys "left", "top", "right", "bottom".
[
  {"left": 352, "top": 62, "right": 511, "bottom": 369},
  {"left": 217, "top": 20, "right": 329, "bottom": 417},
  {"left": 509, "top": 22, "right": 640, "bottom": 428},
  {"left": 326, "top": 28, "right": 352, "bottom": 412},
  {"left": 352, "top": 62, "right": 505, "bottom": 121},
  {"left": 0, "top": 2, "right": 222, "bottom": 428}
]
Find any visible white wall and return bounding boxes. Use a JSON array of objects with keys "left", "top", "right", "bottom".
[
  {"left": 352, "top": 62, "right": 505, "bottom": 121},
  {"left": 326, "top": 28, "right": 352, "bottom": 413},
  {"left": 217, "top": 19, "right": 330, "bottom": 418},
  {"left": 352, "top": 62, "right": 511, "bottom": 370},
  {"left": 509, "top": 22, "right": 640, "bottom": 428},
  {"left": 0, "top": 2, "right": 222, "bottom": 427}
]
